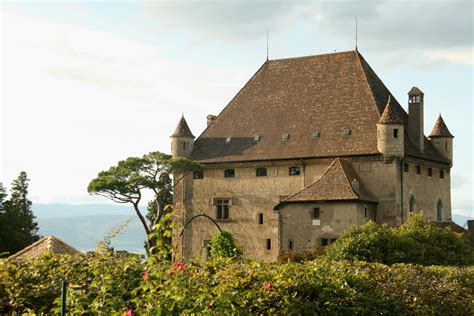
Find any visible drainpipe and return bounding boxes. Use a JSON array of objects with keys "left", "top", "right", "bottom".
[{"left": 400, "top": 159, "right": 404, "bottom": 224}]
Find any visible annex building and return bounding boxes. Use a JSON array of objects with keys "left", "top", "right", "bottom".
[{"left": 171, "top": 50, "right": 454, "bottom": 262}]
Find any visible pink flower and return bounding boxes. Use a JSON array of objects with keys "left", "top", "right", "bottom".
[
  {"left": 143, "top": 271, "right": 149, "bottom": 281},
  {"left": 172, "top": 261, "right": 186, "bottom": 272},
  {"left": 123, "top": 310, "right": 132, "bottom": 316},
  {"left": 263, "top": 282, "right": 274, "bottom": 291}
]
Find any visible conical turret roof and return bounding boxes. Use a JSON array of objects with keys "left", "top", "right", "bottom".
[
  {"left": 378, "top": 95, "right": 403, "bottom": 124},
  {"left": 171, "top": 115, "right": 195, "bottom": 138},
  {"left": 429, "top": 115, "right": 453, "bottom": 138}
]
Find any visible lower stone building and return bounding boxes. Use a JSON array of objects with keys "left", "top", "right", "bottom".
[{"left": 171, "top": 50, "right": 454, "bottom": 262}]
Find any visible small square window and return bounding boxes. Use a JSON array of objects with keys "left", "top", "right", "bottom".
[
  {"left": 254, "top": 134, "right": 261, "bottom": 141},
  {"left": 321, "top": 238, "right": 328, "bottom": 246},
  {"left": 416, "top": 165, "right": 421, "bottom": 175},
  {"left": 393, "top": 129, "right": 398, "bottom": 138},
  {"left": 224, "top": 169, "right": 235, "bottom": 178},
  {"left": 343, "top": 128, "right": 352, "bottom": 137},
  {"left": 225, "top": 136, "right": 231, "bottom": 143},
  {"left": 289, "top": 166, "right": 300, "bottom": 176},
  {"left": 193, "top": 171, "right": 204, "bottom": 179},
  {"left": 439, "top": 170, "right": 444, "bottom": 179},
  {"left": 428, "top": 168, "right": 433, "bottom": 177},
  {"left": 404, "top": 163, "right": 409, "bottom": 172},
  {"left": 288, "top": 240, "right": 293, "bottom": 250},
  {"left": 256, "top": 168, "right": 267, "bottom": 177},
  {"left": 282, "top": 133, "right": 290, "bottom": 141},
  {"left": 258, "top": 213, "right": 264, "bottom": 225},
  {"left": 312, "top": 131, "right": 320, "bottom": 139},
  {"left": 266, "top": 239, "right": 272, "bottom": 250},
  {"left": 313, "top": 207, "right": 320, "bottom": 219}
]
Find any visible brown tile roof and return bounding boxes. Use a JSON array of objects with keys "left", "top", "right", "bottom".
[
  {"left": 8, "top": 236, "right": 81, "bottom": 259},
  {"left": 433, "top": 221, "right": 468, "bottom": 238},
  {"left": 274, "top": 158, "right": 377, "bottom": 209},
  {"left": 190, "top": 51, "right": 449, "bottom": 164},
  {"left": 429, "top": 115, "right": 453, "bottom": 138},
  {"left": 378, "top": 95, "right": 403, "bottom": 124},
  {"left": 171, "top": 115, "right": 195, "bottom": 138},
  {"left": 408, "top": 86, "right": 424, "bottom": 95}
]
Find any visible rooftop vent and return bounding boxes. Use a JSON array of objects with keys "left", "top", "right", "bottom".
[
  {"left": 225, "top": 136, "right": 231, "bottom": 143},
  {"left": 282, "top": 133, "right": 290, "bottom": 141},
  {"left": 254, "top": 134, "right": 261, "bottom": 141},
  {"left": 312, "top": 131, "right": 320, "bottom": 139},
  {"left": 343, "top": 128, "right": 352, "bottom": 137}
]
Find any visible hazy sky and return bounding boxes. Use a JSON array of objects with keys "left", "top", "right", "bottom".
[{"left": 1, "top": 1, "right": 472, "bottom": 217}]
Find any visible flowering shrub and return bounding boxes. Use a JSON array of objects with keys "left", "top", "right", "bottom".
[{"left": 1, "top": 253, "right": 472, "bottom": 314}]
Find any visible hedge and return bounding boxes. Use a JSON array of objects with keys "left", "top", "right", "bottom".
[{"left": 1, "top": 253, "right": 472, "bottom": 314}]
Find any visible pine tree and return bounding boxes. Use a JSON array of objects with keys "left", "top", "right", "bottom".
[
  {"left": 0, "top": 172, "right": 40, "bottom": 256},
  {"left": 0, "top": 183, "right": 9, "bottom": 256}
]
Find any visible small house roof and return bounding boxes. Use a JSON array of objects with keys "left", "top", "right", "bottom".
[{"left": 8, "top": 236, "right": 81, "bottom": 259}]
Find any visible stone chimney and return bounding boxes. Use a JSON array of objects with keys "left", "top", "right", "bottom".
[
  {"left": 468, "top": 220, "right": 474, "bottom": 246},
  {"left": 207, "top": 114, "right": 217, "bottom": 126},
  {"left": 407, "top": 87, "right": 424, "bottom": 152}
]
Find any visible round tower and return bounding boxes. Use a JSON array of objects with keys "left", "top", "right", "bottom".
[
  {"left": 377, "top": 95, "right": 404, "bottom": 158},
  {"left": 170, "top": 115, "right": 195, "bottom": 158},
  {"left": 428, "top": 114, "right": 453, "bottom": 163}
]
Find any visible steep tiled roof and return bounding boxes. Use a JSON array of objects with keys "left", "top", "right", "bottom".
[
  {"left": 8, "top": 236, "right": 81, "bottom": 259},
  {"left": 190, "top": 51, "right": 449, "bottom": 164},
  {"left": 274, "top": 158, "right": 377, "bottom": 209},
  {"left": 378, "top": 95, "right": 404, "bottom": 124},
  {"left": 408, "top": 86, "right": 424, "bottom": 95},
  {"left": 429, "top": 115, "right": 453, "bottom": 138},
  {"left": 171, "top": 115, "right": 195, "bottom": 138}
]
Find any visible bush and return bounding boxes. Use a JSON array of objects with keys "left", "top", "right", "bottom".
[
  {"left": 210, "top": 230, "right": 242, "bottom": 259},
  {"left": 326, "top": 213, "right": 474, "bottom": 266},
  {"left": 1, "top": 253, "right": 472, "bottom": 314}
]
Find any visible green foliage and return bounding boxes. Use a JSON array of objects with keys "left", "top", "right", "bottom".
[
  {"left": 87, "top": 150, "right": 202, "bottom": 253},
  {"left": 326, "top": 212, "right": 474, "bottom": 266},
  {"left": 278, "top": 246, "right": 326, "bottom": 263},
  {"left": 210, "top": 231, "right": 242, "bottom": 259},
  {"left": 1, "top": 254, "right": 472, "bottom": 314},
  {"left": 0, "top": 172, "right": 40, "bottom": 257}
]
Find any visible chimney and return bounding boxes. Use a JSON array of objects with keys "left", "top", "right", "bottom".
[
  {"left": 468, "top": 220, "right": 474, "bottom": 246},
  {"left": 407, "top": 87, "right": 424, "bottom": 152},
  {"left": 207, "top": 114, "right": 217, "bottom": 126}
]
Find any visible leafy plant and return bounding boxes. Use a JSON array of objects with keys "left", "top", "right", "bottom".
[{"left": 210, "top": 230, "right": 242, "bottom": 259}]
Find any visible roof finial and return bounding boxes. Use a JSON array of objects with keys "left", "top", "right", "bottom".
[
  {"left": 355, "top": 17, "right": 358, "bottom": 51},
  {"left": 266, "top": 29, "right": 269, "bottom": 61}
]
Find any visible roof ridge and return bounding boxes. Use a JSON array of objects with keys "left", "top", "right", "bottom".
[
  {"left": 268, "top": 50, "right": 355, "bottom": 63},
  {"left": 354, "top": 51, "right": 380, "bottom": 115}
]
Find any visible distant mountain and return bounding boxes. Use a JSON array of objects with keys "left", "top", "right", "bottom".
[{"left": 33, "top": 204, "right": 147, "bottom": 253}]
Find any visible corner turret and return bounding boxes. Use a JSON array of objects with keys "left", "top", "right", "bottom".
[
  {"left": 170, "top": 115, "right": 195, "bottom": 158},
  {"left": 377, "top": 95, "right": 404, "bottom": 158},
  {"left": 429, "top": 114, "right": 453, "bottom": 163}
]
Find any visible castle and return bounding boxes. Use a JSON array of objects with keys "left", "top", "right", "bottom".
[{"left": 171, "top": 50, "right": 454, "bottom": 262}]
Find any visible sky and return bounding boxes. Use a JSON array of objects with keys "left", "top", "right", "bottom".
[{"left": 0, "top": 0, "right": 472, "bottom": 217}]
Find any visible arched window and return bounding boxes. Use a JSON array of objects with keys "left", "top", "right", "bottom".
[
  {"left": 409, "top": 195, "right": 416, "bottom": 213},
  {"left": 289, "top": 166, "right": 300, "bottom": 176},
  {"left": 436, "top": 200, "right": 443, "bottom": 222}
]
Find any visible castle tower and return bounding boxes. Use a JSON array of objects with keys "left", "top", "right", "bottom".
[
  {"left": 170, "top": 115, "right": 195, "bottom": 158},
  {"left": 428, "top": 114, "right": 454, "bottom": 163},
  {"left": 407, "top": 86, "right": 424, "bottom": 152},
  {"left": 377, "top": 95, "right": 404, "bottom": 158}
]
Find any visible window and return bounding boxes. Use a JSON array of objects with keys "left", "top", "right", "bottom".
[
  {"left": 266, "top": 239, "right": 272, "bottom": 250},
  {"left": 193, "top": 171, "right": 204, "bottom": 179},
  {"left": 289, "top": 166, "right": 300, "bottom": 176},
  {"left": 312, "top": 131, "right": 320, "bottom": 139},
  {"left": 409, "top": 195, "right": 416, "bottom": 213},
  {"left": 343, "top": 128, "right": 352, "bottom": 137},
  {"left": 313, "top": 207, "right": 320, "bottom": 219},
  {"left": 321, "top": 238, "right": 329, "bottom": 246},
  {"left": 254, "top": 134, "right": 261, "bottom": 141},
  {"left": 439, "top": 170, "right": 445, "bottom": 179},
  {"left": 416, "top": 165, "right": 421, "bottom": 175},
  {"left": 404, "top": 163, "right": 409, "bottom": 172},
  {"left": 216, "top": 199, "right": 230, "bottom": 220},
  {"left": 183, "top": 142, "right": 186, "bottom": 150},
  {"left": 282, "top": 133, "right": 290, "bottom": 141},
  {"left": 428, "top": 168, "right": 433, "bottom": 177},
  {"left": 364, "top": 206, "right": 368, "bottom": 218},
  {"left": 225, "top": 136, "right": 231, "bottom": 143},
  {"left": 437, "top": 200, "right": 443, "bottom": 221},
  {"left": 393, "top": 128, "right": 398, "bottom": 138},
  {"left": 224, "top": 169, "right": 235, "bottom": 178},
  {"left": 256, "top": 168, "right": 267, "bottom": 177},
  {"left": 288, "top": 240, "right": 293, "bottom": 250},
  {"left": 258, "top": 213, "right": 264, "bottom": 225},
  {"left": 445, "top": 141, "right": 448, "bottom": 151}
]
